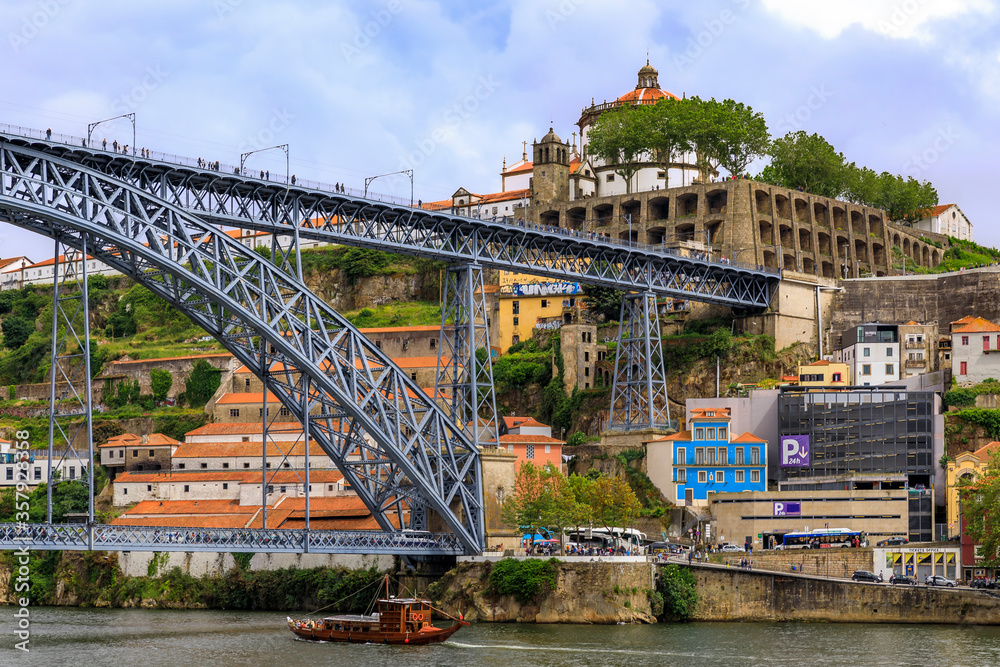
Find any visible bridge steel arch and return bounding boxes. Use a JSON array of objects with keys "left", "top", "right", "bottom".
[
  {"left": 0, "top": 141, "right": 484, "bottom": 552},
  {"left": 0, "top": 133, "right": 779, "bottom": 308}
]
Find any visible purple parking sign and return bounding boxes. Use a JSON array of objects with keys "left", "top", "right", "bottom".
[{"left": 781, "top": 435, "right": 810, "bottom": 467}]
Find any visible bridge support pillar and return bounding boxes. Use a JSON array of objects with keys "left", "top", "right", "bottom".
[
  {"left": 45, "top": 240, "right": 95, "bottom": 524},
  {"left": 435, "top": 264, "right": 500, "bottom": 447},
  {"left": 607, "top": 291, "right": 673, "bottom": 431}
]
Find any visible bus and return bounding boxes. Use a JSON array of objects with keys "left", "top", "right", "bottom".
[{"left": 776, "top": 527, "right": 862, "bottom": 550}]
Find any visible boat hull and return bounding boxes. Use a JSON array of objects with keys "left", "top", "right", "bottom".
[{"left": 287, "top": 619, "right": 465, "bottom": 645}]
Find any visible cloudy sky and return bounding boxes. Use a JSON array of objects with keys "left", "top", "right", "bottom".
[{"left": 1, "top": 0, "right": 997, "bottom": 257}]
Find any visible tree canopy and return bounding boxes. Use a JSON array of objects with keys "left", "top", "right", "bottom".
[
  {"left": 587, "top": 106, "right": 650, "bottom": 194},
  {"left": 958, "top": 451, "right": 1000, "bottom": 570},
  {"left": 2, "top": 316, "right": 33, "bottom": 350}
]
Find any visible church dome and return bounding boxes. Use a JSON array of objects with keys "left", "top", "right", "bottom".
[
  {"left": 540, "top": 127, "right": 562, "bottom": 144},
  {"left": 616, "top": 60, "right": 679, "bottom": 105}
]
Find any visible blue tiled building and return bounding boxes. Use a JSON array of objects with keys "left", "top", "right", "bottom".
[{"left": 654, "top": 407, "right": 767, "bottom": 507}]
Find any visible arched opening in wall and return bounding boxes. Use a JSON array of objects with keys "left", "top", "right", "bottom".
[
  {"left": 854, "top": 239, "right": 869, "bottom": 263},
  {"left": 836, "top": 234, "right": 850, "bottom": 260},
  {"left": 821, "top": 261, "right": 834, "bottom": 278},
  {"left": 775, "top": 194, "right": 790, "bottom": 219},
  {"left": 851, "top": 210, "right": 866, "bottom": 236},
  {"left": 595, "top": 203, "right": 613, "bottom": 226},
  {"left": 833, "top": 206, "right": 846, "bottom": 231},
  {"left": 911, "top": 242, "right": 920, "bottom": 261},
  {"left": 869, "top": 214, "right": 884, "bottom": 237},
  {"left": 677, "top": 193, "right": 698, "bottom": 218},
  {"left": 649, "top": 196, "right": 669, "bottom": 221},
  {"left": 763, "top": 249, "right": 778, "bottom": 269},
  {"left": 540, "top": 210, "right": 560, "bottom": 227},
  {"left": 563, "top": 313, "right": 572, "bottom": 324},
  {"left": 892, "top": 233, "right": 901, "bottom": 249},
  {"left": 798, "top": 228, "right": 812, "bottom": 253},
  {"left": 647, "top": 226, "right": 666, "bottom": 244},
  {"left": 755, "top": 190, "right": 771, "bottom": 215},
  {"left": 759, "top": 220, "right": 773, "bottom": 245},
  {"left": 779, "top": 223, "right": 793, "bottom": 248},
  {"left": 621, "top": 199, "right": 641, "bottom": 224},
  {"left": 676, "top": 222, "right": 695, "bottom": 242},
  {"left": 794, "top": 198, "right": 809, "bottom": 223},
  {"left": 706, "top": 221, "right": 723, "bottom": 245},
  {"left": 814, "top": 202, "right": 829, "bottom": 227},
  {"left": 567, "top": 207, "right": 586, "bottom": 230},
  {"left": 872, "top": 242, "right": 886, "bottom": 266},
  {"left": 783, "top": 253, "right": 797, "bottom": 271},
  {"left": 604, "top": 370, "right": 611, "bottom": 386},
  {"left": 903, "top": 238, "right": 911, "bottom": 258},
  {"left": 619, "top": 229, "right": 638, "bottom": 244},
  {"left": 802, "top": 257, "right": 815, "bottom": 274},
  {"left": 876, "top": 270, "right": 887, "bottom": 277},
  {"left": 932, "top": 249, "right": 941, "bottom": 265},
  {"left": 922, "top": 246, "right": 930, "bottom": 266},
  {"left": 817, "top": 231, "right": 831, "bottom": 256},
  {"left": 707, "top": 189, "right": 727, "bottom": 215}
]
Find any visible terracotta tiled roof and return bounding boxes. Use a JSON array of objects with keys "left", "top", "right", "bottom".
[
  {"left": 689, "top": 408, "right": 731, "bottom": 419},
  {"left": 511, "top": 417, "right": 548, "bottom": 428},
  {"left": 184, "top": 422, "right": 304, "bottom": 436},
  {"left": 99, "top": 433, "right": 142, "bottom": 448},
  {"left": 273, "top": 496, "right": 370, "bottom": 512},
  {"left": 902, "top": 320, "right": 921, "bottom": 326},
  {"left": 616, "top": 87, "right": 679, "bottom": 104},
  {"left": 953, "top": 317, "right": 1000, "bottom": 334},
  {"left": 171, "top": 441, "right": 327, "bottom": 459},
  {"left": 499, "top": 434, "right": 564, "bottom": 444},
  {"left": 731, "top": 432, "right": 766, "bottom": 443},
  {"left": 923, "top": 204, "right": 954, "bottom": 217},
  {"left": 391, "top": 356, "right": 447, "bottom": 369},
  {"left": 973, "top": 441, "right": 1000, "bottom": 462},
  {"left": 215, "top": 391, "right": 280, "bottom": 405},
  {"left": 503, "top": 416, "right": 532, "bottom": 428},
  {"left": 646, "top": 431, "right": 691, "bottom": 443},
  {"left": 951, "top": 316, "right": 976, "bottom": 326},
  {"left": 125, "top": 499, "right": 252, "bottom": 515},
  {"left": 116, "top": 469, "right": 344, "bottom": 484},
  {"left": 145, "top": 433, "right": 181, "bottom": 447},
  {"left": 284, "top": 516, "right": 385, "bottom": 530},
  {"left": 25, "top": 254, "right": 96, "bottom": 269},
  {"left": 357, "top": 325, "right": 440, "bottom": 333},
  {"left": 503, "top": 161, "right": 533, "bottom": 175},
  {"left": 805, "top": 360, "right": 832, "bottom": 366},
  {"left": 111, "top": 515, "right": 252, "bottom": 529},
  {"left": 0, "top": 257, "right": 28, "bottom": 270}
]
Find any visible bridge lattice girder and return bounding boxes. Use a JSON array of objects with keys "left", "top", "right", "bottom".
[
  {"left": 0, "top": 134, "right": 779, "bottom": 309},
  {"left": 0, "top": 141, "right": 484, "bottom": 552}
]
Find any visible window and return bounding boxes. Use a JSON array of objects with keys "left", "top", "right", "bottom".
[
  {"left": 5, "top": 468, "right": 11, "bottom": 480},
  {"left": 677, "top": 447, "right": 686, "bottom": 464},
  {"left": 258, "top": 408, "right": 264, "bottom": 416},
  {"left": 961, "top": 361, "right": 968, "bottom": 375},
  {"left": 706, "top": 427, "right": 716, "bottom": 440},
  {"left": 697, "top": 470, "right": 707, "bottom": 483},
  {"left": 279, "top": 407, "right": 290, "bottom": 417},
  {"left": 133, "top": 450, "right": 138, "bottom": 457},
  {"left": 230, "top": 409, "right": 240, "bottom": 418},
  {"left": 694, "top": 427, "right": 704, "bottom": 440},
  {"left": 887, "top": 347, "right": 893, "bottom": 357},
  {"left": 222, "top": 462, "right": 229, "bottom": 469},
  {"left": 657, "top": 171, "right": 665, "bottom": 179},
  {"left": 544, "top": 444, "right": 551, "bottom": 453},
  {"left": 222, "top": 483, "right": 228, "bottom": 490},
  {"left": 541, "top": 299, "right": 547, "bottom": 308},
  {"left": 33, "top": 467, "right": 41, "bottom": 480},
  {"left": 707, "top": 448, "right": 716, "bottom": 465},
  {"left": 832, "top": 372, "right": 842, "bottom": 382},
  {"left": 245, "top": 378, "right": 251, "bottom": 389},
  {"left": 200, "top": 463, "right": 208, "bottom": 469},
  {"left": 69, "top": 466, "right": 75, "bottom": 479},
  {"left": 513, "top": 317, "right": 519, "bottom": 326},
  {"left": 885, "top": 364, "right": 894, "bottom": 375},
  {"left": 677, "top": 468, "right": 686, "bottom": 483},
  {"left": 280, "top": 486, "right": 286, "bottom": 493},
  {"left": 695, "top": 448, "right": 704, "bottom": 465},
  {"left": 108, "top": 450, "right": 114, "bottom": 459},
  {"left": 735, "top": 470, "right": 744, "bottom": 483},
  {"left": 863, "top": 347, "right": 870, "bottom": 357},
  {"left": 716, "top": 471, "right": 725, "bottom": 483},
  {"left": 986, "top": 336, "right": 993, "bottom": 351},
  {"left": 751, "top": 470, "right": 760, "bottom": 483},
  {"left": 718, "top": 427, "right": 727, "bottom": 441},
  {"left": 328, "top": 485, "right": 334, "bottom": 491},
  {"left": 123, "top": 488, "right": 127, "bottom": 494},
  {"left": 962, "top": 336, "right": 969, "bottom": 346},
  {"left": 584, "top": 351, "right": 589, "bottom": 362},
  {"left": 149, "top": 449, "right": 155, "bottom": 457},
  {"left": 526, "top": 444, "right": 535, "bottom": 459},
  {"left": 375, "top": 340, "right": 382, "bottom": 350},
  {"left": 429, "top": 338, "right": 436, "bottom": 349},
  {"left": 183, "top": 485, "right": 189, "bottom": 492},
  {"left": 512, "top": 301, "right": 519, "bottom": 315},
  {"left": 736, "top": 447, "right": 744, "bottom": 465},
  {"left": 283, "top": 462, "right": 290, "bottom": 468},
  {"left": 178, "top": 463, "right": 186, "bottom": 469},
  {"left": 584, "top": 367, "right": 589, "bottom": 377},
  {"left": 751, "top": 448, "right": 760, "bottom": 465},
  {"left": 606, "top": 174, "right": 615, "bottom": 182},
  {"left": 410, "top": 373, "right": 417, "bottom": 381},
  {"left": 508, "top": 444, "right": 514, "bottom": 453},
  {"left": 243, "top": 462, "right": 250, "bottom": 468},
  {"left": 718, "top": 448, "right": 727, "bottom": 465},
  {"left": 862, "top": 364, "right": 871, "bottom": 375},
  {"left": 147, "top": 485, "right": 152, "bottom": 491}
]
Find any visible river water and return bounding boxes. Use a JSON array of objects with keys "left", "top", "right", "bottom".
[{"left": 5, "top": 607, "right": 1000, "bottom": 666}]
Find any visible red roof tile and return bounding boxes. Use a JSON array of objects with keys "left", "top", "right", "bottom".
[
  {"left": 498, "top": 434, "right": 565, "bottom": 444},
  {"left": 185, "top": 422, "right": 304, "bottom": 436},
  {"left": 731, "top": 432, "right": 766, "bottom": 443},
  {"left": 953, "top": 317, "right": 1000, "bottom": 334}
]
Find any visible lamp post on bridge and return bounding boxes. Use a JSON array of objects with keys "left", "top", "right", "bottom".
[
  {"left": 87, "top": 113, "right": 135, "bottom": 154},
  {"left": 241, "top": 144, "right": 289, "bottom": 185},
  {"left": 364, "top": 169, "right": 414, "bottom": 207}
]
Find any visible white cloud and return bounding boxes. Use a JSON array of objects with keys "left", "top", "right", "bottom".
[{"left": 760, "top": 0, "right": 994, "bottom": 40}]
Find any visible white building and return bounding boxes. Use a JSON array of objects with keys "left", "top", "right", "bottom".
[
  {"left": 836, "top": 323, "right": 900, "bottom": 386},
  {"left": 0, "top": 440, "right": 90, "bottom": 487},
  {"left": 112, "top": 469, "right": 348, "bottom": 505},
  {"left": 169, "top": 440, "right": 337, "bottom": 471},
  {"left": 951, "top": 316, "right": 1000, "bottom": 385},
  {"left": 0, "top": 257, "right": 34, "bottom": 290},
  {"left": 909, "top": 204, "right": 973, "bottom": 242}
]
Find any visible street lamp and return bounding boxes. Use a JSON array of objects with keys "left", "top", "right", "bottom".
[
  {"left": 87, "top": 113, "right": 135, "bottom": 154},
  {"left": 364, "top": 169, "right": 414, "bottom": 207},
  {"left": 241, "top": 144, "right": 289, "bottom": 185}
]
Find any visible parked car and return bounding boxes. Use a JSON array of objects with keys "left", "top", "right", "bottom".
[
  {"left": 890, "top": 574, "right": 917, "bottom": 585},
  {"left": 925, "top": 575, "right": 957, "bottom": 587},
  {"left": 721, "top": 544, "right": 743, "bottom": 553},
  {"left": 970, "top": 578, "right": 994, "bottom": 589},
  {"left": 852, "top": 570, "right": 882, "bottom": 583},
  {"left": 877, "top": 537, "right": 909, "bottom": 547}
]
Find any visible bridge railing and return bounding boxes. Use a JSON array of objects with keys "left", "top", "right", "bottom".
[
  {"left": 0, "top": 123, "right": 779, "bottom": 276},
  {"left": 0, "top": 522, "right": 464, "bottom": 555}
]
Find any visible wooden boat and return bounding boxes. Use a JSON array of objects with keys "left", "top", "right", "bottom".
[{"left": 286, "top": 577, "right": 468, "bottom": 645}]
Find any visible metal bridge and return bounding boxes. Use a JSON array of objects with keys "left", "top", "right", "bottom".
[{"left": 0, "top": 126, "right": 780, "bottom": 557}]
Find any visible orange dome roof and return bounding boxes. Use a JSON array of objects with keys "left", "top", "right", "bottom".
[{"left": 616, "top": 87, "right": 679, "bottom": 104}]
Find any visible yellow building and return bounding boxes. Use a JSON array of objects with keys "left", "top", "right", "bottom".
[
  {"left": 796, "top": 359, "right": 849, "bottom": 387},
  {"left": 495, "top": 271, "right": 584, "bottom": 352},
  {"left": 945, "top": 441, "right": 999, "bottom": 538}
]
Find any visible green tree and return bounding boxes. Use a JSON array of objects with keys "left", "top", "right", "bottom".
[
  {"left": 500, "top": 461, "right": 556, "bottom": 550},
  {"left": 587, "top": 474, "right": 642, "bottom": 544},
  {"left": 150, "top": 368, "right": 173, "bottom": 402},
  {"left": 338, "top": 247, "right": 389, "bottom": 282},
  {"left": 958, "top": 451, "right": 1000, "bottom": 570},
  {"left": 646, "top": 99, "right": 692, "bottom": 188},
  {"left": 2, "top": 316, "right": 33, "bottom": 350},
  {"left": 581, "top": 284, "right": 623, "bottom": 322},
  {"left": 184, "top": 360, "right": 222, "bottom": 406},
  {"left": 763, "top": 131, "right": 848, "bottom": 198},
  {"left": 687, "top": 97, "right": 770, "bottom": 178},
  {"left": 587, "top": 105, "right": 650, "bottom": 194},
  {"left": 104, "top": 310, "right": 136, "bottom": 338}
]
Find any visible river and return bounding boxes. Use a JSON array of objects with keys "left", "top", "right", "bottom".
[{"left": 5, "top": 607, "right": 1000, "bottom": 666}]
